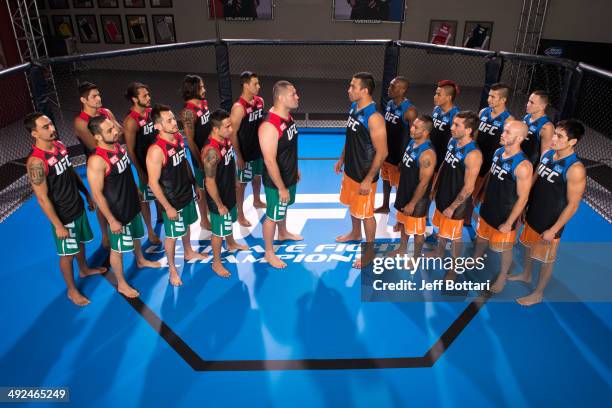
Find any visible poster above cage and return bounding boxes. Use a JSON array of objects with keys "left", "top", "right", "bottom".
[
  {"left": 333, "top": 0, "right": 406, "bottom": 23},
  {"left": 208, "top": 0, "right": 274, "bottom": 21}
]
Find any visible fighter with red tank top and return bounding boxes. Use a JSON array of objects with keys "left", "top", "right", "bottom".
[
  {"left": 262, "top": 110, "right": 298, "bottom": 189},
  {"left": 76, "top": 108, "right": 111, "bottom": 156},
  {"left": 92, "top": 143, "right": 140, "bottom": 224},
  {"left": 203, "top": 136, "right": 236, "bottom": 213},
  {"left": 236, "top": 95, "right": 264, "bottom": 162},
  {"left": 150, "top": 133, "right": 193, "bottom": 210},
  {"left": 29, "top": 140, "right": 84, "bottom": 224},
  {"left": 126, "top": 107, "right": 156, "bottom": 173},
  {"left": 183, "top": 99, "right": 211, "bottom": 152}
]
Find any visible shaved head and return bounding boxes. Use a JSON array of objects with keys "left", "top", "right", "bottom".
[{"left": 500, "top": 120, "right": 528, "bottom": 147}]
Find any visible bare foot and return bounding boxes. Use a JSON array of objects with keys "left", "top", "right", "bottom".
[
  {"left": 117, "top": 282, "right": 140, "bottom": 298},
  {"left": 169, "top": 270, "right": 183, "bottom": 286},
  {"left": 148, "top": 234, "right": 161, "bottom": 245},
  {"left": 79, "top": 266, "right": 107, "bottom": 278},
  {"left": 352, "top": 258, "right": 363, "bottom": 269},
  {"left": 507, "top": 273, "right": 531, "bottom": 283},
  {"left": 67, "top": 289, "right": 90, "bottom": 306},
  {"left": 253, "top": 200, "right": 267, "bottom": 209},
  {"left": 238, "top": 216, "right": 252, "bottom": 227},
  {"left": 277, "top": 232, "right": 303, "bottom": 241},
  {"left": 227, "top": 242, "right": 248, "bottom": 251},
  {"left": 335, "top": 232, "right": 361, "bottom": 243},
  {"left": 265, "top": 252, "right": 287, "bottom": 269},
  {"left": 374, "top": 206, "right": 390, "bottom": 214},
  {"left": 489, "top": 278, "right": 506, "bottom": 294},
  {"left": 200, "top": 219, "right": 212, "bottom": 231},
  {"left": 137, "top": 258, "right": 162, "bottom": 269},
  {"left": 516, "top": 292, "right": 543, "bottom": 306},
  {"left": 212, "top": 262, "right": 231, "bottom": 277},
  {"left": 185, "top": 250, "right": 210, "bottom": 262},
  {"left": 385, "top": 247, "right": 406, "bottom": 259}
]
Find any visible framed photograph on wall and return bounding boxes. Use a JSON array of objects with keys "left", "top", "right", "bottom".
[
  {"left": 152, "top": 15, "right": 176, "bottom": 44},
  {"left": 52, "top": 15, "right": 74, "bottom": 38},
  {"left": 100, "top": 15, "right": 124, "bottom": 43},
  {"left": 126, "top": 15, "right": 149, "bottom": 44},
  {"left": 208, "top": 0, "right": 273, "bottom": 21},
  {"left": 48, "top": 0, "right": 69, "bottom": 8},
  {"left": 428, "top": 20, "right": 457, "bottom": 46},
  {"left": 73, "top": 0, "right": 94, "bottom": 7},
  {"left": 123, "top": 0, "right": 145, "bottom": 7},
  {"left": 150, "top": 0, "right": 172, "bottom": 6},
  {"left": 97, "top": 0, "right": 119, "bottom": 7},
  {"left": 75, "top": 15, "right": 99, "bottom": 43},
  {"left": 333, "top": 0, "right": 406, "bottom": 22},
  {"left": 463, "top": 21, "right": 493, "bottom": 50}
]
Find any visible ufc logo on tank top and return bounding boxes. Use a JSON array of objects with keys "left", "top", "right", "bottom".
[
  {"left": 490, "top": 157, "right": 511, "bottom": 180},
  {"left": 478, "top": 121, "right": 501, "bottom": 136},
  {"left": 48, "top": 154, "right": 71, "bottom": 176},
  {"left": 347, "top": 116, "right": 360, "bottom": 132},
  {"left": 248, "top": 109, "right": 263, "bottom": 122},
  {"left": 142, "top": 121, "right": 155, "bottom": 136},
  {"left": 536, "top": 159, "right": 562, "bottom": 183},
  {"left": 402, "top": 150, "right": 417, "bottom": 168},
  {"left": 222, "top": 145, "right": 234, "bottom": 166},
  {"left": 199, "top": 109, "right": 210, "bottom": 126},
  {"left": 444, "top": 150, "right": 460, "bottom": 169},
  {"left": 110, "top": 152, "right": 129, "bottom": 174},
  {"left": 433, "top": 116, "right": 449, "bottom": 131},
  {"left": 168, "top": 147, "right": 186, "bottom": 167},
  {"left": 384, "top": 110, "right": 400, "bottom": 124},
  {"left": 286, "top": 123, "right": 298, "bottom": 141}
]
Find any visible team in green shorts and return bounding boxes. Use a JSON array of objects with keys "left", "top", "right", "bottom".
[
  {"left": 52, "top": 210, "right": 94, "bottom": 256},
  {"left": 193, "top": 166, "right": 205, "bottom": 190},
  {"left": 264, "top": 184, "right": 297, "bottom": 222},
  {"left": 108, "top": 213, "right": 146, "bottom": 253},
  {"left": 162, "top": 200, "right": 198, "bottom": 238},
  {"left": 138, "top": 178, "right": 156, "bottom": 202},
  {"left": 210, "top": 206, "right": 238, "bottom": 237},
  {"left": 237, "top": 157, "right": 264, "bottom": 183}
]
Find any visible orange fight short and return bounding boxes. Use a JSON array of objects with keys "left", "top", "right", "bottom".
[
  {"left": 380, "top": 161, "right": 401, "bottom": 187},
  {"left": 396, "top": 211, "right": 427, "bottom": 236},
  {"left": 340, "top": 175, "right": 377, "bottom": 219},
  {"left": 432, "top": 208, "right": 464, "bottom": 240},
  {"left": 476, "top": 217, "right": 517, "bottom": 252},
  {"left": 519, "top": 222, "right": 560, "bottom": 263}
]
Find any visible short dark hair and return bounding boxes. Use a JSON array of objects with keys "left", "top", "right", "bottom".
[
  {"left": 87, "top": 115, "right": 109, "bottom": 137},
  {"left": 532, "top": 90, "right": 550, "bottom": 105},
  {"left": 394, "top": 76, "right": 410, "bottom": 89},
  {"left": 437, "top": 79, "right": 459, "bottom": 101},
  {"left": 272, "top": 80, "right": 294, "bottom": 101},
  {"left": 152, "top": 103, "right": 172, "bottom": 123},
  {"left": 210, "top": 109, "right": 230, "bottom": 130},
  {"left": 353, "top": 72, "right": 375, "bottom": 95},
  {"left": 556, "top": 119, "right": 585, "bottom": 143},
  {"left": 78, "top": 81, "right": 98, "bottom": 99},
  {"left": 490, "top": 82, "right": 511, "bottom": 99},
  {"left": 240, "top": 71, "right": 258, "bottom": 85},
  {"left": 125, "top": 82, "right": 149, "bottom": 102},
  {"left": 24, "top": 112, "right": 45, "bottom": 133},
  {"left": 181, "top": 74, "right": 203, "bottom": 101},
  {"left": 455, "top": 110, "right": 479, "bottom": 136},
  {"left": 418, "top": 114, "right": 434, "bottom": 134}
]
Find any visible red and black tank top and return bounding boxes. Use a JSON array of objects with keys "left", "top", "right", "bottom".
[
  {"left": 29, "top": 141, "right": 84, "bottom": 224},
  {"left": 203, "top": 137, "right": 236, "bottom": 214},
  {"left": 126, "top": 107, "right": 156, "bottom": 172},
  {"left": 237, "top": 95, "right": 264, "bottom": 161},
  {"left": 93, "top": 143, "right": 140, "bottom": 224},
  {"left": 184, "top": 99, "right": 211, "bottom": 154},
  {"left": 151, "top": 133, "right": 193, "bottom": 210},
  {"left": 262, "top": 111, "right": 298, "bottom": 189},
  {"left": 75, "top": 108, "right": 111, "bottom": 156}
]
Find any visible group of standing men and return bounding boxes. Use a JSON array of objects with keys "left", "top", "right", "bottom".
[{"left": 25, "top": 70, "right": 586, "bottom": 307}]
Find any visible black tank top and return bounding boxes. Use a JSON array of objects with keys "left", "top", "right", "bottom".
[
  {"left": 204, "top": 136, "right": 236, "bottom": 213},
  {"left": 263, "top": 111, "right": 299, "bottom": 189},
  {"left": 480, "top": 147, "right": 528, "bottom": 229},
  {"left": 526, "top": 150, "right": 580, "bottom": 236},
  {"left": 435, "top": 139, "right": 479, "bottom": 219},
  {"left": 237, "top": 96, "right": 264, "bottom": 162},
  {"left": 345, "top": 102, "right": 379, "bottom": 182},
  {"left": 394, "top": 139, "right": 434, "bottom": 217},
  {"left": 126, "top": 107, "right": 156, "bottom": 173},
  {"left": 184, "top": 99, "right": 211, "bottom": 153},
  {"left": 521, "top": 114, "right": 551, "bottom": 165},
  {"left": 383, "top": 99, "right": 413, "bottom": 165},
  {"left": 477, "top": 108, "right": 511, "bottom": 177},
  {"left": 76, "top": 108, "right": 111, "bottom": 157},
  {"left": 29, "top": 141, "right": 84, "bottom": 224},
  {"left": 431, "top": 105, "right": 459, "bottom": 170},
  {"left": 151, "top": 133, "right": 193, "bottom": 210},
  {"left": 94, "top": 143, "right": 140, "bottom": 224}
]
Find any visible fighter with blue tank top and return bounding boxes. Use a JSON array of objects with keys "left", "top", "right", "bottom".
[
  {"left": 431, "top": 80, "right": 460, "bottom": 171},
  {"left": 521, "top": 90, "right": 554, "bottom": 165}
]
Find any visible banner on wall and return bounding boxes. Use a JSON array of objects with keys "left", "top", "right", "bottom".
[
  {"left": 208, "top": 0, "right": 273, "bottom": 21},
  {"left": 333, "top": 0, "right": 406, "bottom": 23}
]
